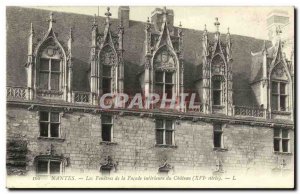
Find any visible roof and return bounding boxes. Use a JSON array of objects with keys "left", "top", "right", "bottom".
[{"left": 6, "top": 6, "right": 270, "bottom": 107}]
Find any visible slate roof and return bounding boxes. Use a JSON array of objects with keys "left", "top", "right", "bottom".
[{"left": 7, "top": 6, "right": 270, "bottom": 107}]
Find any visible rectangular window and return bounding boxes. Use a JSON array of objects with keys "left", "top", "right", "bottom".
[
  {"left": 273, "top": 128, "right": 290, "bottom": 153},
  {"left": 271, "top": 81, "right": 288, "bottom": 111},
  {"left": 39, "top": 58, "right": 60, "bottom": 91},
  {"left": 155, "top": 71, "right": 174, "bottom": 100},
  {"left": 213, "top": 124, "right": 223, "bottom": 148},
  {"left": 212, "top": 79, "right": 222, "bottom": 105},
  {"left": 101, "top": 115, "right": 113, "bottom": 142},
  {"left": 155, "top": 119, "right": 174, "bottom": 145},
  {"left": 39, "top": 111, "right": 60, "bottom": 138},
  {"left": 37, "top": 160, "right": 61, "bottom": 175}
]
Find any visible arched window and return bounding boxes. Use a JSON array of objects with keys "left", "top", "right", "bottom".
[{"left": 271, "top": 63, "right": 289, "bottom": 112}]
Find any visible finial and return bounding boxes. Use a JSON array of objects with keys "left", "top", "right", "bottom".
[
  {"left": 227, "top": 27, "right": 230, "bottom": 34},
  {"left": 214, "top": 17, "right": 220, "bottom": 32},
  {"left": 48, "top": 12, "right": 56, "bottom": 29},
  {"left": 147, "top": 17, "right": 150, "bottom": 23},
  {"left": 179, "top": 21, "right": 182, "bottom": 28},
  {"left": 204, "top": 24, "right": 207, "bottom": 31},
  {"left": 105, "top": 7, "right": 112, "bottom": 18}
]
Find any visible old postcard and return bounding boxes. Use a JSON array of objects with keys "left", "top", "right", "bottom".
[{"left": 6, "top": 6, "right": 295, "bottom": 189}]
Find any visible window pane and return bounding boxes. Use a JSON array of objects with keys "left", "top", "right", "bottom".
[
  {"left": 102, "top": 115, "right": 112, "bottom": 124},
  {"left": 51, "top": 60, "right": 60, "bottom": 72},
  {"left": 37, "top": 161, "right": 48, "bottom": 174},
  {"left": 271, "top": 95, "right": 278, "bottom": 110},
  {"left": 282, "top": 130, "right": 289, "bottom": 138},
  {"left": 40, "top": 123, "right": 49, "bottom": 137},
  {"left": 40, "top": 112, "right": 49, "bottom": 121},
  {"left": 165, "top": 131, "right": 173, "bottom": 145},
  {"left": 40, "top": 59, "right": 49, "bottom": 71},
  {"left": 50, "top": 112, "right": 59, "bottom": 122},
  {"left": 280, "top": 83, "right": 286, "bottom": 95},
  {"left": 272, "top": 82, "right": 278, "bottom": 94},
  {"left": 156, "top": 130, "right": 164, "bottom": 144},
  {"left": 156, "top": 119, "right": 164, "bottom": 129},
  {"left": 274, "top": 128, "right": 280, "bottom": 137},
  {"left": 102, "top": 78, "right": 111, "bottom": 94},
  {"left": 165, "top": 84, "right": 173, "bottom": 99},
  {"left": 102, "top": 124, "right": 111, "bottom": 141},
  {"left": 280, "top": 96, "right": 286, "bottom": 111},
  {"left": 39, "top": 72, "right": 49, "bottom": 90},
  {"left": 103, "top": 66, "right": 111, "bottom": 77},
  {"left": 282, "top": 139, "right": 289, "bottom": 152},
  {"left": 50, "top": 73, "right": 60, "bottom": 90},
  {"left": 214, "top": 132, "right": 222, "bottom": 148},
  {"left": 274, "top": 139, "right": 280, "bottom": 152},
  {"left": 50, "top": 161, "right": 61, "bottom": 174},
  {"left": 165, "top": 72, "right": 173, "bottom": 83},
  {"left": 213, "top": 91, "right": 221, "bottom": 105},
  {"left": 155, "top": 84, "right": 163, "bottom": 96},
  {"left": 213, "top": 80, "right": 221, "bottom": 89},
  {"left": 155, "top": 72, "right": 163, "bottom": 83},
  {"left": 50, "top": 123, "right": 59, "bottom": 137},
  {"left": 165, "top": 120, "right": 173, "bottom": 129}
]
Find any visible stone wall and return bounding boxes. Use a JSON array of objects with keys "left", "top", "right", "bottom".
[{"left": 7, "top": 106, "right": 294, "bottom": 176}]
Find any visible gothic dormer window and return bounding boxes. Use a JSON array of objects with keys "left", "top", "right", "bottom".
[
  {"left": 141, "top": 7, "right": 184, "bottom": 110},
  {"left": 200, "top": 18, "right": 233, "bottom": 115},
  {"left": 90, "top": 8, "right": 124, "bottom": 105},
  {"left": 26, "top": 13, "right": 73, "bottom": 102}
]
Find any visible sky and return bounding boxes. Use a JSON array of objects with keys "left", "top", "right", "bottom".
[{"left": 29, "top": 6, "right": 293, "bottom": 39}]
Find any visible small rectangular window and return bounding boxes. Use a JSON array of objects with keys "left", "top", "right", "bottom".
[
  {"left": 36, "top": 160, "right": 61, "bottom": 175},
  {"left": 165, "top": 72, "right": 173, "bottom": 84},
  {"left": 274, "top": 128, "right": 290, "bottom": 153},
  {"left": 39, "top": 112, "right": 60, "bottom": 138},
  {"left": 101, "top": 115, "right": 113, "bottom": 142},
  {"left": 213, "top": 91, "right": 221, "bottom": 105},
  {"left": 155, "top": 119, "right": 174, "bottom": 145},
  {"left": 213, "top": 124, "right": 223, "bottom": 148}
]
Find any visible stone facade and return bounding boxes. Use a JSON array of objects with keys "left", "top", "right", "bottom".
[{"left": 6, "top": 6, "right": 294, "bottom": 178}]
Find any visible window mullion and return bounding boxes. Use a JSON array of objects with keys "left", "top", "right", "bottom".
[
  {"left": 48, "top": 113, "right": 51, "bottom": 138},
  {"left": 163, "top": 121, "right": 166, "bottom": 145}
]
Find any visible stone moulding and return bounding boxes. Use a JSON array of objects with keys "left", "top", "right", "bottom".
[{"left": 6, "top": 100, "right": 294, "bottom": 129}]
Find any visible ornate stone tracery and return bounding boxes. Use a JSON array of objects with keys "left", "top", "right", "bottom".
[
  {"left": 90, "top": 8, "right": 124, "bottom": 105},
  {"left": 25, "top": 13, "right": 73, "bottom": 102}
]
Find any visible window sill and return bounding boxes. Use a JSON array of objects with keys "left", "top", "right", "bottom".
[
  {"left": 100, "top": 141, "right": 117, "bottom": 145},
  {"left": 37, "top": 136, "right": 65, "bottom": 142},
  {"left": 155, "top": 144, "right": 177, "bottom": 148},
  {"left": 272, "top": 111, "right": 291, "bottom": 115},
  {"left": 213, "top": 147, "right": 228, "bottom": 152},
  {"left": 273, "top": 151, "right": 293, "bottom": 155}
]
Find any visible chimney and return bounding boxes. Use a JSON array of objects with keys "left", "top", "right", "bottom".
[
  {"left": 266, "top": 10, "right": 289, "bottom": 45},
  {"left": 118, "top": 6, "right": 130, "bottom": 28},
  {"left": 151, "top": 8, "right": 174, "bottom": 31}
]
